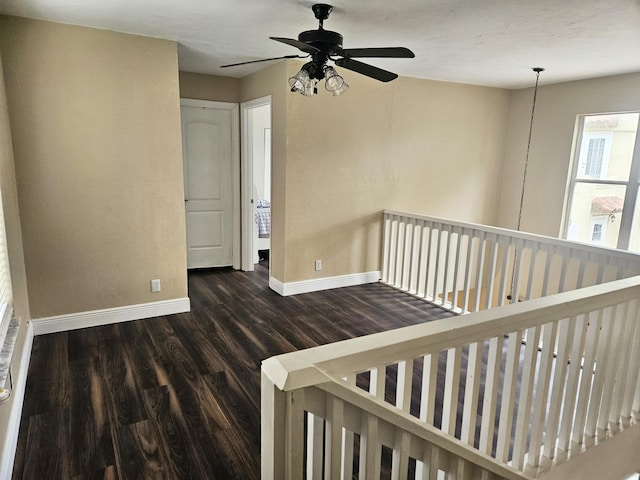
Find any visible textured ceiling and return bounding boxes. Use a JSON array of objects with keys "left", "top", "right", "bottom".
[{"left": 2, "top": 0, "right": 640, "bottom": 89}]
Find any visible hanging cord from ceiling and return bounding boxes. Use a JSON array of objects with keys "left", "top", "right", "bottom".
[{"left": 507, "top": 67, "right": 544, "bottom": 302}]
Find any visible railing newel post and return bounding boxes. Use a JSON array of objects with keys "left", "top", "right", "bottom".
[{"left": 261, "top": 371, "right": 288, "bottom": 480}]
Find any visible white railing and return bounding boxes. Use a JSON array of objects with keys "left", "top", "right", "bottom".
[
  {"left": 381, "top": 210, "right": 640, "bottom": 313},
  {"left": 262, "top": 273, "right": 640, "bottom": 479}
]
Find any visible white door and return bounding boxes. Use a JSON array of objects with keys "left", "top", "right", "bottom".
[{"left": 181, "top": 102, "right": 236, "bottom": 268}]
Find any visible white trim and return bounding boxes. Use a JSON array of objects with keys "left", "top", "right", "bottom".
[
  {"left": 31, "top": 298, "right": 191, "bottom": 336},
  {"left": 269, "top": 271, "right": 381, "bottom": 297},
  {"left": 231, "top": 103, "right": 241, "bottom": 270},
  {"left": 180, "top": 98, "right": 241, "bottom": 270},
  {"left": 0, "top": 321, "right": 33, "bottom": 480},
  {"left": 269, "top": 276, "right": 285, "bottom": 295},
  {"left": 241, "top": 96, "right": 272, "bottom": 272},
  {"left": 180, "top": 98, "right": 234, "bottom": 109}
]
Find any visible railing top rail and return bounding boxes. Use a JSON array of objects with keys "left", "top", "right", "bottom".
[
  {"left": 262, "top": 275, "right": 640, "bottom": 392},
  {"left": 383, "top": 209, "right": 640, "bottom": 265}
]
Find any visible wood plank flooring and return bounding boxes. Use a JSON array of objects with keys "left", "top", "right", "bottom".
[{"left": 12, "top": 262, "right": 453, "bottom": 479}]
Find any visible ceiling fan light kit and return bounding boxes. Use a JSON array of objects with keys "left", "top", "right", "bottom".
[{"left": 221, "top": 3, "right": 415, "bottom": 97}]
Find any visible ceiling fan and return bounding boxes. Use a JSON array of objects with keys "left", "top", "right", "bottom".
[{"left": 221, "top": 3, "right": 415, "bottom": 96}]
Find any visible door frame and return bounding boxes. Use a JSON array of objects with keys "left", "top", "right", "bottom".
[
  {"left": 241, "top": 96, "right": 272, "bottom": 272},
  {"left": 180, "top": 98, "right": 240, "bottom": 270}
]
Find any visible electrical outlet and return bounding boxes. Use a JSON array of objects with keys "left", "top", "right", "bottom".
[
  {"left": 315, "top": 259, "right": 322, "bottom": 271},
  {"left": 151, "top": 279, "right": 161, "bottom": 293}
]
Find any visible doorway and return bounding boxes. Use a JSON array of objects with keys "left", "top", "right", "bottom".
[
  {"left": 241, "top": 96, "right": 272, "bottom": 272},
  {"left": 180, "top": 99, "right": 240, "bottom": 269}
]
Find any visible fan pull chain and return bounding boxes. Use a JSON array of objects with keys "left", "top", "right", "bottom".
[{"left": 507, "top": 67, "right": 544, "bottom": 302}]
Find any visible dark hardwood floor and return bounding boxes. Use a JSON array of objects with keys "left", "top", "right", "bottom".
[{"left": 12, "top": 261, "right": 453, "bottom": 480}]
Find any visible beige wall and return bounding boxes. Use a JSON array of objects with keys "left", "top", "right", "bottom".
[
  {"left": 498, "top": 72, "right": 640, "bottom": 237},
  {"left": 0, "top": 47, "right": 31, "bottom": 468},
  {"left": 282, "top": 63, "right": 511, "bottom": 282},
  {"left": 0, "top": 16, "right": 187, "bottom": 318},
  {"left": 179, "top": 71, "right": 240, "bottom": 103}
]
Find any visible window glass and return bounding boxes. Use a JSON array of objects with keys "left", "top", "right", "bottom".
[
  {"left": 576, "top": 114, "right": 637, "bottom": 182},
  {"left": 566, "top": 183, "right": 625, "bottom": 249}
]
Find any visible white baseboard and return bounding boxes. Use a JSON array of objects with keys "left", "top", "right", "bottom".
[
  {"left": 0, "top": 321, "right": 33, "bottom": 479},
  {"left": 269, "top": 271, "right": 381, "bottom": 296},
  {"left": 32, "top": 297, "right": 191, "bottom": 335},
  {"left": 269, "top": 276, "right": 285, "bottom": 295}
]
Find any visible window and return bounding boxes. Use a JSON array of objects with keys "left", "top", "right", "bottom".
[
  {"left": 584, "top": 137, "right": 606, "bottom": 178},
  {"left": 591, "top": 223, "right": 602, "bottom": 241},
  {"left": 0, "top": 195, "right": 11, "bottom": 321},
  {"left": 564, "top": 113, "right": 640, "bottom": 251},
  {"left": 589, "top": 217, "right": 607, "bottom": 245},
  {"left": 576, "top": 132, "right": 612, "bottom": 180}
]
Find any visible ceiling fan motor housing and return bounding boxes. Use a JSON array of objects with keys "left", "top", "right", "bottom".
[{"left": 298, "top": 29, "right": 343, "bottom": 54}]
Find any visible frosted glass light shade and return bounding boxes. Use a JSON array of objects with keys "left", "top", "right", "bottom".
[
  {"left": 288, "top": 69, "right": 310, "bottom": 93},
  {"left": 324, "top": 66, "right": 345, "bottom": 92}
]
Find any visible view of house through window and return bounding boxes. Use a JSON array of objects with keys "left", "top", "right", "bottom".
[{"left": 564, "top": 112, "right": 640, "bottom": 251}]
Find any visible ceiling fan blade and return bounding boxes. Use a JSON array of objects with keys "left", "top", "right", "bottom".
[
  {"left": 341, "top": 47, "right": 415, "bottom": 58},
  {"left": 335, "top": 58, "right": 398, "bottom": 82},
  {"left": 270, "top": 37, "right": 320, "bottom": 54},
  {"left": 221, "top": 55, "right": 306, "bottom": 68}
]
